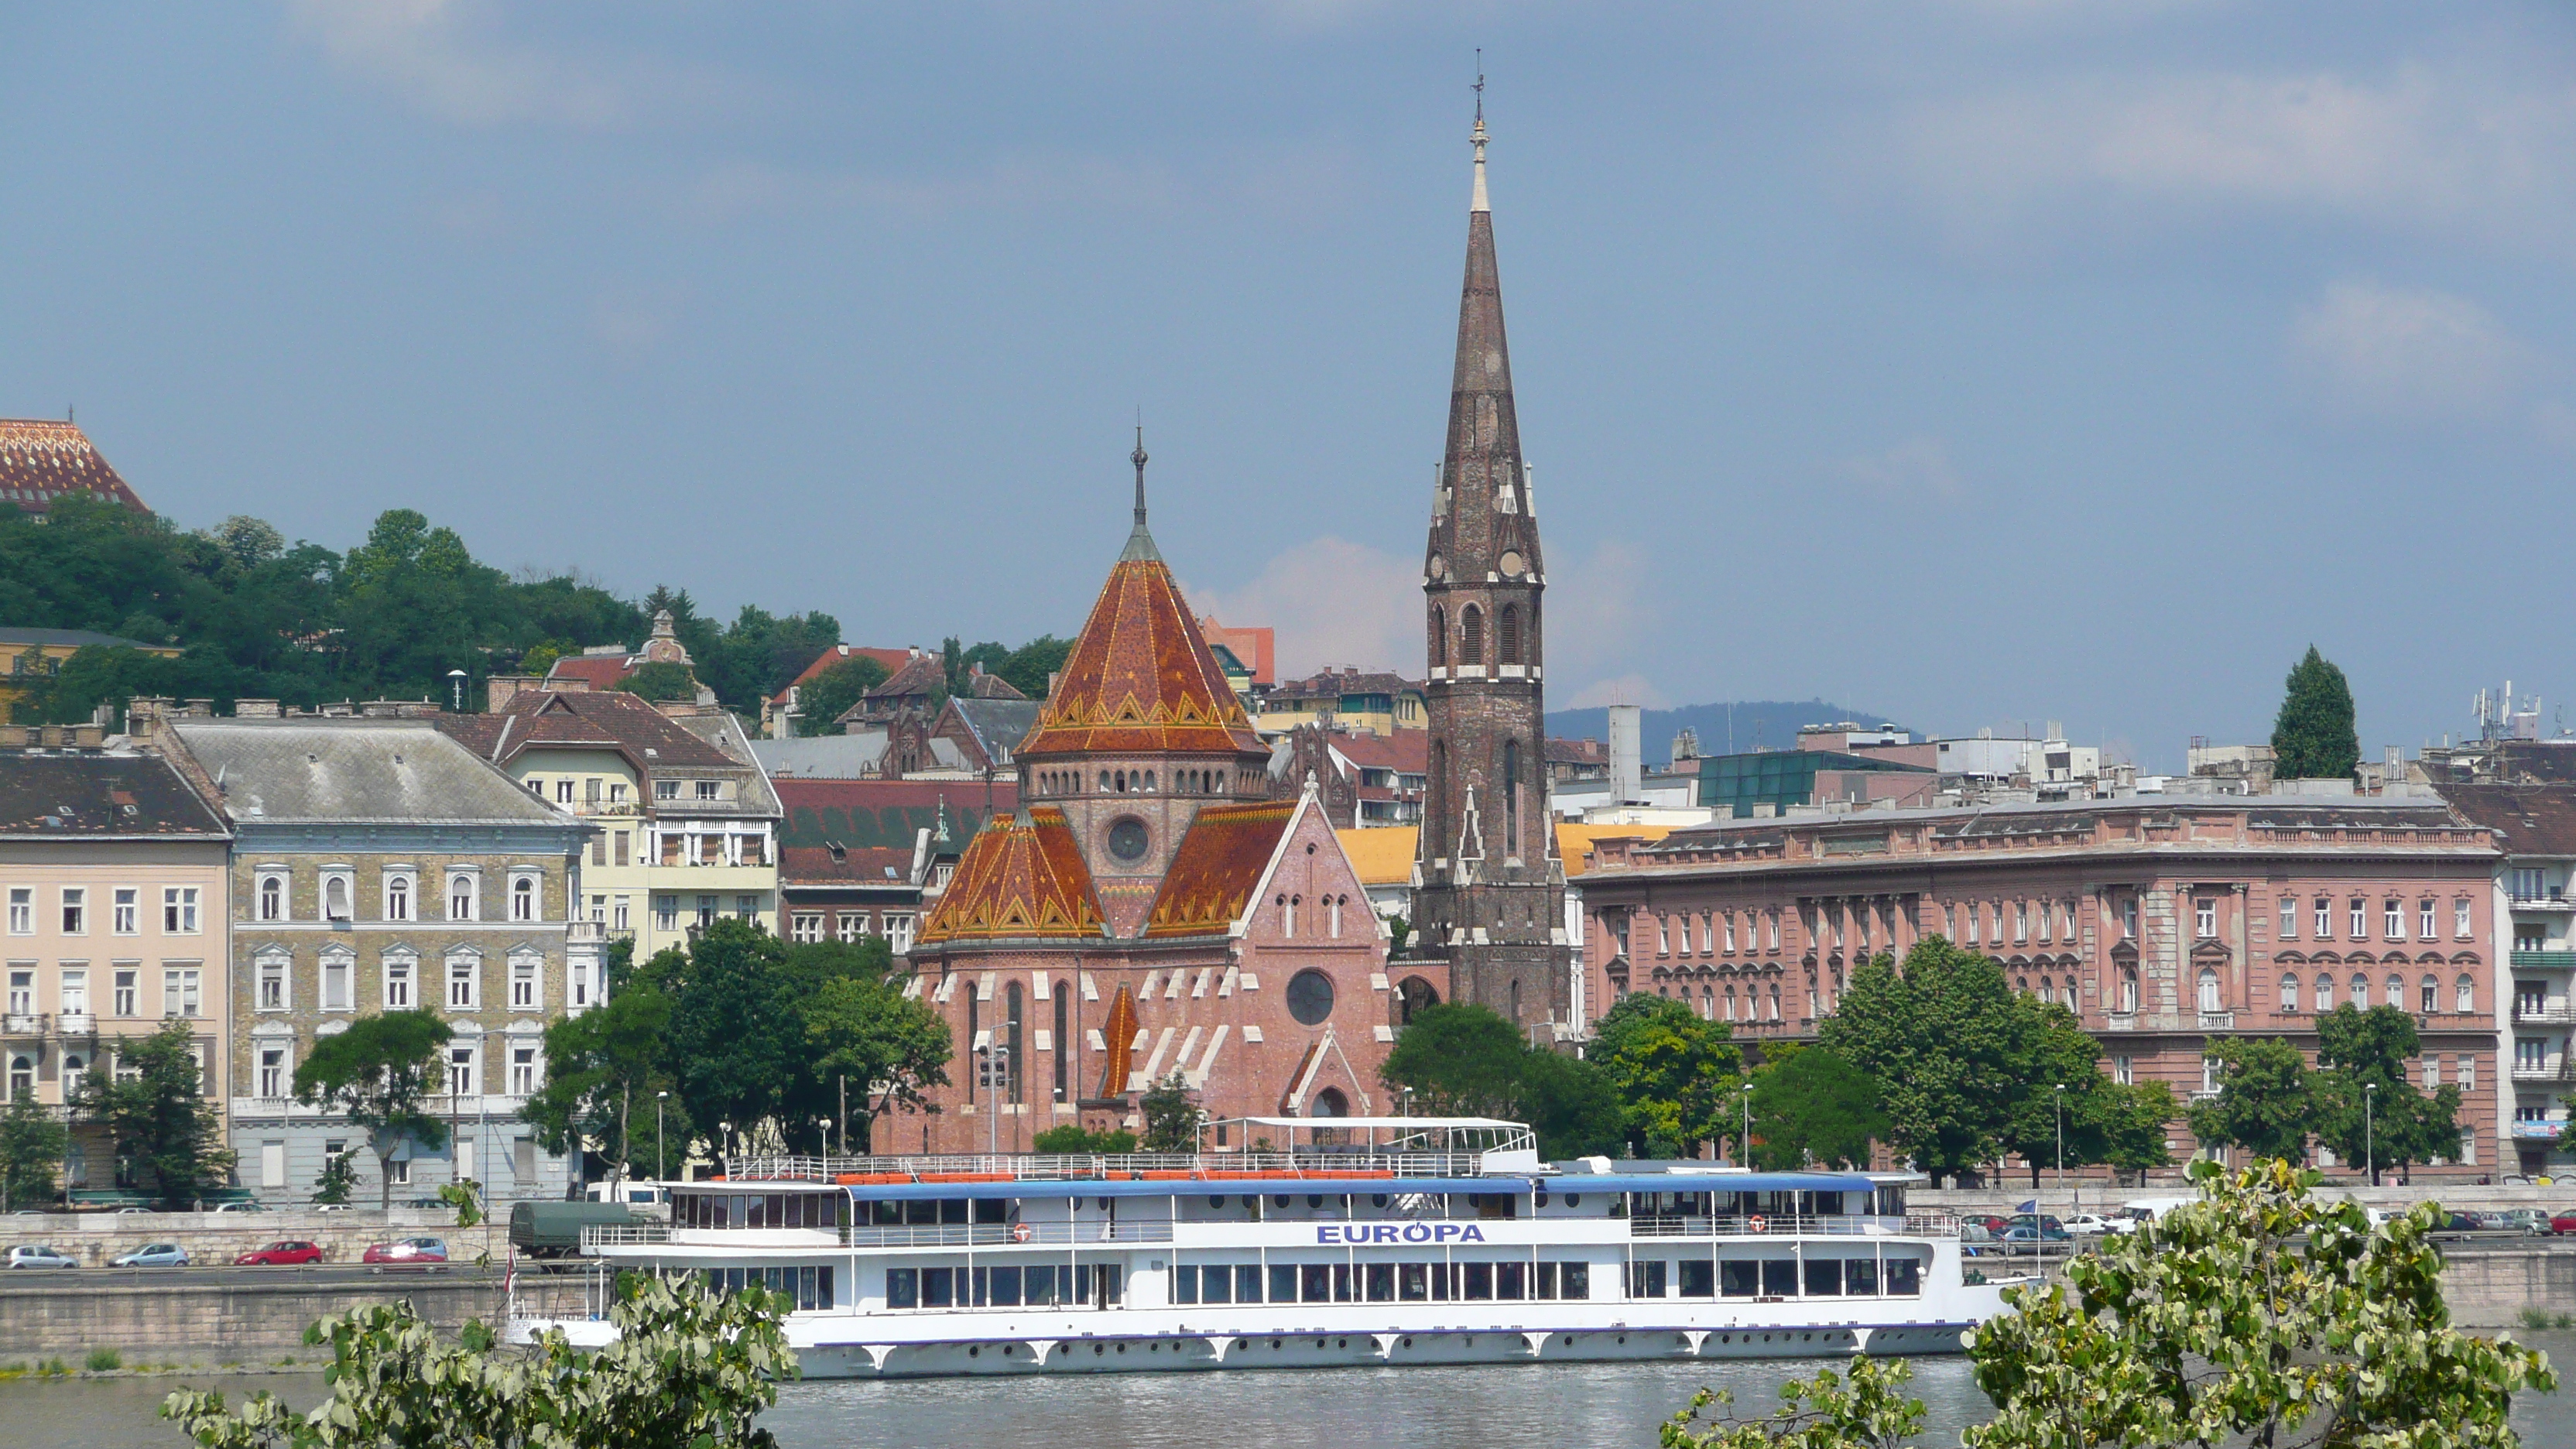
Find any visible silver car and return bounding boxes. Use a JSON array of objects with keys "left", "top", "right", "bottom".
[
  {"left": 109, "top": 1242, "right": 189, "bottom": 1268},
  {"left": 6, "top": 1244, "right": 78, "bottom": 1269}
]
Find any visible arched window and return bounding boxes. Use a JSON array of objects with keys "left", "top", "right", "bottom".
[
  {"left": 2420, "top": 975, "right": 2438, "bottom": 1014},
  {"left": 2385, "top": 975, "right": 2404, "bottom": 1009},
  {"left": 1005, "top": 981, "right": 1025, "bottom": 1104},
  {"left": 511, "top": 875, "right": 537, "bottom": 923},
  {"left": 1721, "top": 985, "right": 1735, "bottom": 1020},
  {"left": 2280, "top": 974, "right": 2299, "bottom": 1012},
  {"left": 2350, "top": 974, "right": 2369, "bottom": 1008},
  {"left": 1499, "top": 605, "right": 1521, "bottom": 664},
  {"left": 386, "top": 875, "right": 411, "bottom": 923},
  {"left": 1430, "top": 607, "right": 1447, "bottom": 666},
  {"left": 2457, "top": 975, "right": 2476, "bottom": 1014},
  {"left": 1502, "top": 738, "right": 1522, "bottom": 853},
  {"left": 2317, "top": 975, "right": 2334, "bottom": 1011},
  {"left": 1460, "top": 605, "right": 1484, "bottom": 663},
  {"left": 2037, "top": 975, "right": 2052, "bottom": 1002},
  {"left": 2061, "top": 979, "right": 2077, "bottom": 1012},
  {"left": 324, "top": 875, "right": 351, "bottom": 922},
  {"left": 2119, "top": 968, "right": 2138, "bottom": 1013},
  {"left": 5, "top": 1054, "right": 29, "bottom": 1101},
  {"left": 1283, "top": 895, "right": 1297, "bottom": 937},
  {"left": 1699, "top": 985, "right": 1713, "bottom": 1019},
  {"left": 1312, "top": 1087, "right": 1348, "bottom": 1118},
  {"left": 258, "top": 875, "right": 284, "bottom": 923},
  {"left": 2197, "top": 968, "right": 2221, "bottom": 1012},
  {"left": 1327, "top": 895, "right": 1342, "bottom": 939},
  {"left": 1767, "top": 984, "right": 1781, "bottom": 1020},
  {"left": 1053, "top": 992, "right": 1070, "bottom": 1102},
  {"left": 60, "top": 1052, "right": 84, "bottom": 1102},
  {"left": 1099, "top": 770, "right": 1112, "bottom": 792}
]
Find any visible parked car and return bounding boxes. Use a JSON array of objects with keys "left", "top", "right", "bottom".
[
  {"left": 2006, "top": 1213, "right": 2067, "bottom": 1235},
  {"left": 108, "top": 1242, "right": 188, "bottom": 1268},
  {"left": 2468, "top": 1210, "right": 2512, "bottom": 1231},
  {"left": 112, "top": 1206, "right": 153, "bottom": 1215},
  {"left": 2550, "top": 1208, "right": 2576, "bottom": 1235},
  {"left": 2441, "top": 1211, "right": 2482, "bottom": 1233},
  {"left": 6, "top": 1244, "right": 78, "bottom": 1269},
  {"left": 235, "top": 1240, "right": 325, "bottom": 1266},
  {"left": 396, "top": 1197, "right": 449, "bottom": 1211},
  {"left": 211, "top": 1200, "right": 268, "bottom": 1214},
  {"left": 363, "top": 1238, "right": 449, "bottom": 1269},
  {"left": 313, "top": 1203, "right": 354, "bottom": 1214},
  {"left": 1961, "top": 1213, "right": 2011, "bottom": 1235},
  {"left": 1958, "top": 1222, "right": 1995, "bottom": 1257},
  {"left": 2000, "top": 1223, "right": 2074, "bottom": 1252},
  {"left": 2060, "top": 1213, "right": 2129, "bottom": 1236},
  {"left": 2500, "top": 1208, "right": 2551, "bottom": 1235}
]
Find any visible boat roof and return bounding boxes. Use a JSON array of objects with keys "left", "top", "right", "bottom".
[
  {"left": 701, "top": 1170, "right": 1883, "bottom": 1201},
  {"left": 1225, "top": 1116, "right": 1522, "bottom": 1131}
]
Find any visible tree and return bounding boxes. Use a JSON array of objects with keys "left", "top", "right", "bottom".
[
  {"left": 309, "top": 1149, "right": 358, "bottom": 1207},
  {"left": 0, "top": 1090, "right": 69, "bottom": 1211},
  {"left": 803, "top": 969, "right": 953, "bottom": 1152},
  {"left": 1139, "top": 1073, "right": 1203, "bottom": 1153},
  {"left": 793, "top": 655, "right": 889, "bottom": 735},
  {"left": 519, "top": 981, "right": 674, "bottom": 1179},
  {"left": 1588, "top": 993, "right": 1742, "bottom": 1156},
  {"left": 163, "top": 1271, "right": 796, "bottom": 1447},
  {"left": 2271, "top": 643, "right": 2360, "bottom": 781},
  {"left": 2187, "top": 1036, "right": 2314, "bottom": 1164},
  {"left": 2313, "top": 1002, "right": 2463, "bottom": 1184},
  {"left": 1996, "top": 999, "right": 2119, "bottom": 1185},
  {"left": 2094, "top": 1080, "right": 2178, "bottom": 1179},
  {"left": 1379, "top": 1003, "right": 1528, "bottom": 1117},
  {"left": 293, "top": 1010, "right": 453, "bottom": 1210},
  {"left": 1516, "top": 1049, "right": 1627, "bottom": 1160},
  {"left": 72, "top": 1018, "right": 231, "bottom": 1207},
  {"left": 1822, "top": 938, "right": 2038, "bottom": 1184},
  {"left": 1745, "top": 1043, "right": 1885, "bottom": 1170},
  {"left": 1663, "top": 1160, "right": 2557, "bottom": 1449},
  {"left": 615, "top": 659, "right": 699, "bottom": 702}
]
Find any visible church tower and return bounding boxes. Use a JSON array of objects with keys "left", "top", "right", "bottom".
[{"left": 1412, "top": 100, "right": 1571, "bottom": 1032}]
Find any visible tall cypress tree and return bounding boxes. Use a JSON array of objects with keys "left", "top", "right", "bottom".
[{"left": 2270, "top": 645, "right": 2360, "bottom": 780}]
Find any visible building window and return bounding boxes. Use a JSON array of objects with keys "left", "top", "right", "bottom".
[
  {"left": 6, "top": 1055, "right": 30, "bottom": 1101},
  {"left": 385, "top": 957, "right": 413, "bottom": 1009},
  {"left": 322, "top": 953, "right": 351, "bottom": 1012},
  {"left": 510, "top": 957, "right": 539, "bottom": 1010},
  {"left": 257, "top": 874, "right": 286, "bottom": 922},
  {"left": 510, "top": 1043, "right": 540, "bottom": 1096},
  {"left": 2349, "top": 899, "right": 2365, "bottom": 938},
  {"left": 385, "top": 875, "right": 412, "bottom": 923},
  {"left": 257, "top": 955, "right": 288, "bottom": 1011},
  {"left": 614, "top": 831, "right": 631, "bottom": 867},
  {"left": 696, "top": 780, "right": 721, "bottom": 801},
  {"left": 2459, "top": 1053, "right": 2475, "bottom": 1091},
  {"left": 448, "top": 1044, "right": 477, "bottom": 1097},
  {"left": 448, "top": 957, "right": 478, "bottom": 1009},
  {"left": 161, "top": 968, "right": 200, "bottom": 1018},
  {"left": 2454, "top": 898, "right": 2473, "bottom": 938},
  {"left": 2277, "top": 896, "right": 2297, "bottom": 939},
  {"left": 1460, "top": 605, "right": 1484, "bottom": 663},
  {"left": 2316, "top": 975, "right": 2333, "bottom": 1011},
  {"left": 58, "top": 969, "right": 86, "bottom": 1018},
  {"left": 2384, "top": 899, "right": 2403, "bottom": 940},
  {"left": 835, "top": 912, "right": 863, "bottom": 943},
  {"left": 2118, "top": 968, "right": 2138, "bottom": 1013},
  {"left": 5, "top": 969, "right": 30, "bottom": 1016},
  {"left": 510, "top": 876, "right": 538, "bottom": 923},
  {"left": 696, "top": 895, "right": 718, "bottom": 928},
  {"left": 2351, "top": 973, "right": 2369, "bottom": 1009},
  {"left": 655, "top": 896, "right": 679, "bottom": 931},
  {"left": 2420, "top": 899, "right": 2437, "bottom": 939},
  {"left": 2315, "top": 898, "right": 2331, "bottom": 938},
  {"left": 2513, "top": 867, "right": 2546, "bottom": 901},
  {"left": 790, "top": 912, "right": 821, "bottom": 943},
  {"left": 60, "top": 1050, "right": 85, "bottom": 1101},
  {"left": 556, "top": 779, "right": 574, "bottom": 804},
  {"left": 2457, "top": 975, "right": 2476, "bottom": 1014},
  {"left": 886, "top": 913, "right": 916, "bottom": 954},
  {"left": 114, "top": 887, "right": 139, "bottom": 934},
  {"left": 2417, "top": 975, "right": 2435, "bottom": 1013},
  {"left": 2112, "top": 1053, "right": 2133, "bottom": 1085},
  {"left": 112, "top": 968, "right": 137, "bottom": 1016},
  {"left": 2386, "top": 975, "right": 2404, "bottom": 1009},
  {"left": 2197, "top": 968, "right": 2221, "bottom": 1013},
  {"left": 735, "top": 894, "right": 758, "bottom": 920},
  {"left": 612, "top": 896, "right": 631, "bottom": 931},
  {"left": 2120, "top": 898, "right": 2137, "bottom": 940},
  {"left": 258, "top": 1046, "right": 289, "bottom": 1098},
  {"left": 61, "top": 888, "right": 86, "bottom": 935},
  {"left": 449, "top": 874, "right": 477, "bottom": 920},
  {"left": 2424, "top": 1057, "right": 2440, "bottom": 1090},
  {"left": 2195, "top": 899, "right": 2216, "bottom": 938},
  {"left": 5, "top": 889, "right": 28, "bottom": 934},
  {"left": 655, "top": 779, "right": 678, "bottom": 801},
  {"left": 2280, "top": 974, "right": 2299, "bottom": 1012}
]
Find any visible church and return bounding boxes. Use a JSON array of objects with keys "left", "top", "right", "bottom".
[{"left": 904, "top": 106, "right": 1566, "bottom": 1152}]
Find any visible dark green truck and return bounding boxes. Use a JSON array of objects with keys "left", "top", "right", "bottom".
[{"left": 509, "top": 1201, "right": 642, "bottom": 1262}]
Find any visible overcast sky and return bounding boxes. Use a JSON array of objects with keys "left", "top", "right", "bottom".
[{"left": 8, "top": 3, "right": 2572, "bottom": 769}]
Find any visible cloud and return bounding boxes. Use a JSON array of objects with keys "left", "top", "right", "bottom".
[
  {"left": 2290, "top": 279, "right": 2533, "bottom": 421},
  {"left": 1184, "top": 536, "right": 1418, "bottom": 680},
  {"left": 1892, "top": 59, "right": 2576, "bottom": 254},
  {"left": 1838, "top": 436, "right": 1965, "bottom": 501},
  {"left": 287, "top": 0, "right": 658, "bottom": 129},
  {"left": 1564, "top": 673, "right": 1670, "bottom": 710},
  {"left": 587, "top": 283, "right": 687, "bottom": 366}
]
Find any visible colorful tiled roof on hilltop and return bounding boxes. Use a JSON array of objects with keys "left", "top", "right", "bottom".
[
  {"left": 0, "top": 420, "right": 149, "bottom": 515},
  {"left": 914, "top": 807, "right": 1104, "bottom": 944},
  {"left": 1142, "top": 799, "right": 1298, "bottom": 939}
]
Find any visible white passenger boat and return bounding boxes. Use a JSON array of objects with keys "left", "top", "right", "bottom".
[{"left": 510, "top": 1118, "right": 2016, "bottom": 1378}]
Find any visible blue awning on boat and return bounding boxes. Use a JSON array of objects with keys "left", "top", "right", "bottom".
[
  {"left": 813, "top": 1170, "right": 1879, "bottom": 1202},
  {"left": 1526, "top": 1173, "right": 1879, "bottom": 1195}
]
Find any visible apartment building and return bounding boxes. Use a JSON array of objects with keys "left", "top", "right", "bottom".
[
  {"left": 2435, "top": 783, "right": 2576, "bottom": 1177},
  {"left": 0, "top": 727, "right": 231, "bottom": 1192},
  {"left": 439, "top": 683, "right": 782, "bottom": 961},
  {"left": 1578, "top": 793, "right": 2504, "bottom": 1180},
  {"left": 163, "top": 716, "right": 594, "bottom": 1205}
]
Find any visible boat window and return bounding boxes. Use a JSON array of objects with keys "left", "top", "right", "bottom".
[
  {"left": 1679, "top": 1261, "right": 1715, "bottom": 1297},
  {"left": 1464, "top": 1263, "right": 1493, "bottom": 1300},
  {"left": 699, "top": 1264, "right": 833, "bottom": 1311},
  {"left": 1564, "top": 1194, "right": 1580, "bottom": 1207},
  {"left": 1208, "top": 1195, "right": 1227, "bottom": 1208},
  {"left": 976, "top": 1198, "right": 1007, "bottom": 1225},
  {"left": 1804, "top": 1259, "right": 1844, "bottom": 1296},
  {"left": 1760, "top": 1259, "right": 1797, "bottom": 1297},
  {"left": 1886, "top": 1255, "right": 1923, "bottom": 1296},
  {"left": 1173, "top": 1267, "right": 1200, "bottom": 1307},
  {"left": 1721, "top": 1260, "right": 1757, "bottom": 1297},
  {"left": 1365, "top": 1263, "right": 1395, "bottom": 1302},
  {"left": 924, "top": 1267, "right": 954, "bottom": 1307},
  {"left": 1270, "top": 1264, "right": 1299, "bottom": 1303},
  {"left": 1235, "top": 1265, "right": 1262, "bottom": 1302},
  {"left": 1273, "top": 1195, "right": 1291, "bottom": 1208},
  {"left": 973, "top": 1266, "right": 1023, "bottom": 1307},
  {"left": 1198, "top": 1266, "right": 1231, "bottom": 1303},
  {"left": 1845, "top": 1259, "right": 1879, "bottom": 1295},
  {"left": 1495, "top": 1262, "right": 1526, "bottom": 1300},
  {"left": 1301, "top": 1264, "right": 1331, "bottom": 1303},
  {"left": 1625, "top": 1261, "right": 1667, "bottom": 1298},
  {"left": 1371, "top": 1194, "right": 1389, "bottom": 1208},
  {"left": 1334, "top": 1264, "right": 1356, "bottom": 1301},
  {"left": 887, "top": 1267, "right": 918, "bottom": 1308},
  {"left": 1024, "top": 1266, "right": 1064, "bottom": 1307},
  {"left": 1534, "top": 1191, "right": 1550, "bottom": 1208},
  {"left": 1400, "top": 1263, "right": 1429, "bottom": 1301}
]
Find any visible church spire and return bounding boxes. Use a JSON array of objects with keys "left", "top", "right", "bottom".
[
  {"left": 1120, "top": 423, "right": 1160, "bottom": 563},
  {"left": 1471, "top": 57, "right": 1490, "bottom": 214}
]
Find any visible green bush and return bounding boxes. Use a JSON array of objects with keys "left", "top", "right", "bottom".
[
  {"left": 2518, "top": 1306, "right": 2574, "bottom": 1331},
  {"left": 1032, "top": 1124, "right": 1139, "bottom": 1154},
  {"left": 85, "top": 1348, "right": 122, "bottom": 1372}
]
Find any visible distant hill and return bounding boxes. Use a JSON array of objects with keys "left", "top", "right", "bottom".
[{"left": 1544, "top": 699, "right": 1906, "bottom": 766}]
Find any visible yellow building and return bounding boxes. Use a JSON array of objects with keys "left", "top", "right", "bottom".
[
  {"left": 0, "top": 628, "right": 183, "bottom": 721},
  {"left": 1254, "top": 668, "right": 1427, "bottom": 736}
]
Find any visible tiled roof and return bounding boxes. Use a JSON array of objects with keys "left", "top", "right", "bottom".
[
  {"left": 773, "top": 776, "right": 1015, "bottom": 850},
  {"left": 1094, "top": 984, "right": 1140, "bottom": 1099},
  {"left": 948, "top": 698, "right": 1040, "bottom": 759},
  {"left": 1547, "top": 737, "right": 1606, "bottom": 764},
  {"left": 0, "top": 420, "right": 149, "bottom": 515},
  {"left": 915, "top": 807, "right": 1103, "bottom": 944},
  {"left": 2432, "top": 783, "right": 2576, "bottom": 855},
  {"left": 780, "top": 844, "right": 915, "bottom": 886},
  {"left": 0, "top": 750, "right": 228, "bottom": 838},
  {"left": 1020, "top": 551, "right": 1260, "bottom": 758},
  {"left": 545, "top": 653, "right": 637, "bottom": 691},
  {"left": 440, "top": 689, "right": 738, "bottom": 769},
  {"left": 1266, "top": 670, "right": 1421, "bottom": 703},
  {"left": 1142, "top": 800, "right": 1296, "bottom": 938},
  {"left": 1331, "top": 731, "right": 1428, "bottom": 773},
  {"left": 769, "top": 646, "right": 915, "bottom": 707},
  {"left": 863, "top": 654, "right": 947, "bottom": 702},
  {"left": 965, "top": 666, "right": 1027, "bottom": 701},
  {"left": 170, "top": 719, "right": 572, "bottom": 827}
]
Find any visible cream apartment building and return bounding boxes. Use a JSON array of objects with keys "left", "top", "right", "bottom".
[{"left": 0, "top": 727, "right": 231, "bottom": 1192}]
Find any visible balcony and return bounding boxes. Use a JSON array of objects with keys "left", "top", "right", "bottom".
[
  {"left": 2197, "top": 1012, "right": 2236, "bottom": 1031},
  {"left": 2105, "top": 1012, "right": 2138, "bottom": 1033},
  {"left": 2514, "top": 1003, "right": 2576, "bottom": 1026},
  {"left": 2511, "top": 1120, "right": 2565, "bottom": 1142},
  {"left": 2509, "top": 892, "right": 2574, "bottom": 913},
  {"left": 56, "top": 1012, "right": 95, "bottom": 1035},
  {"left": 2511, "top": 951, "right": 2576, "bottom": 971},
  {"left": 2510, "top": 1063, "right": 2571, "bottom": 1085},
  {"left": 1, "top": 1012, "right": 45, "bottom": 1036}
]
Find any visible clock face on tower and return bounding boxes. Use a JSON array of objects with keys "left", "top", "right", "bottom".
[{"left": 1107, "top": 817, "right": 1149, "bottom": 864}]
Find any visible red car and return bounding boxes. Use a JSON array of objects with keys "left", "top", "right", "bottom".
[
  {"left": 234, "top": 1240, "right": 324, "bottom": 1266},
  {"left": 1961, "top": 1214, "right": 2012, "bottom": 1235},
  {"left": 362, "top": 1237, "right": 448, "bottom": 1269},
  {"left": 2550, "top": 1209, "right": 2576, "bottom": 1235}
]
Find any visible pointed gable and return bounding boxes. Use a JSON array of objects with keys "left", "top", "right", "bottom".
[
  {"left": 914, "top": 807, "right": 1104, "bottom": 945},
  {"left": 1142, "top": 799, "right": 1297, "bottom": 939},
  {"left": 1018, "top": 551, "right": 1261, "bottom": 759}
]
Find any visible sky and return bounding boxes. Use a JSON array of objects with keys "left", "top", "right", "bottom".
[{"left": 7, "top": 2, "right": 2574, "bottom": 771}]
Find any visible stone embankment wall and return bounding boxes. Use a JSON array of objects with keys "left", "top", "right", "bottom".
[
  {"left": 0, "top": 1274, "right": 595, "bottom": 1358},
  {"left": 1919, "top": 1183, "right": 2574, "bottom": 1216},
  {"left": 0, "top": 1207, "right": 591, "bottom": 1267}
]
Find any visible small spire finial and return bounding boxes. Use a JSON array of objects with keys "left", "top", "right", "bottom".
[
  {"left": 1119, "top": 416, "right": 1162, "bottom": 563},
  {"left": 1469, "top": 55, "right": 1490, "bottom": 214}
]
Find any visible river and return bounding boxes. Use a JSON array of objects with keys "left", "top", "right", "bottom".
[{"left": 6, "top": 1334, "right": 2572, "bottom": 1447}]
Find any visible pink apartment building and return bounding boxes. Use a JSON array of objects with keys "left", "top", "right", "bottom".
[{"left": 1577, "top": 795, "right": 2504, "bottom": 1180}]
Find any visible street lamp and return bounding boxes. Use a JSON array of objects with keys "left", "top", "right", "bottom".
[
  {"left": 2364, "top": 1083, "right": 2378, "bottom": 1187},
  {"left": 2054, "top": 1084, "right": 2066, "bottom": 1214},
  {"left": 817, "top": 1116, "right": 832, "bottom": 1157},
  {"left": 447, "top": 669, "right": 468, "bottom": 712},
  {"left": 656, "top": 1091, "right": 668, "bottom": 1182},
  {"left": 719, "top": 1119, "right": 733, "bottom": 1170},
  {"left": 1735, "top": 1083, "right": 1753, "bottom": 1166}
]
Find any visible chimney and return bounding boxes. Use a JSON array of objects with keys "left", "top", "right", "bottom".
[
  {"left": 233, "top": 699, "right": 283, "bottom": 719},
  {"left": 484, "top": 675, "right": 540, "bottom": 711},
  {"left": 1608, "top": 704, "right": 1643, "bottom": 804}
]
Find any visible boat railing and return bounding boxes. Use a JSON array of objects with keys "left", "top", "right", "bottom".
[
  {"left": 720, "top": 1150, "right": 1494, "bottom": 1184},
  {"left": 581, "top": 1220, "right": 1182, "bottom": 1251},
  {"left": 1627, "top": 1213, "right": 1960, "bottom": 1239},
  {"left": 584, "top": 1222, "right": 675, "bottom": 1247}
]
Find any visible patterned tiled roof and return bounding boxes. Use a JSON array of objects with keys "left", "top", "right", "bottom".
[
  {"left": 0, "top": 420, "right": 149, "bottom": 515},
  {"left": 1020, "top": 552, "right": 1261, "bottom": 758},
  {"left": 779, "top": 844, "right": 915, "bottom": 886},
  {"left": 914, "top": 807, "right": 1104, "bottom": 944},
  {"left": 1094, "top": 984, "right": 1139, "bottom": 1099},
  {"left": 1142, "top": 799, "right": 1295, "bottom": 938}
]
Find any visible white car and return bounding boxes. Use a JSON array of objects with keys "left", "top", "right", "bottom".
[{"left": 2061, "top": 1213, "right": 2132, "bottom": 1236}]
